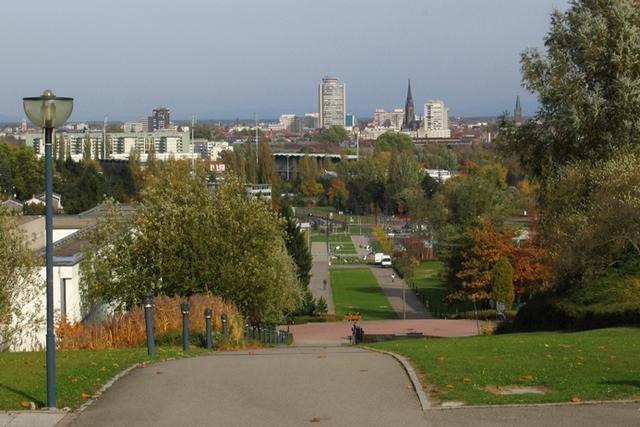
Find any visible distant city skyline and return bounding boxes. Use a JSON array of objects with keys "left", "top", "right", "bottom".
[{"left": 1, "top": 0, "right": 569, "bottom": 122}]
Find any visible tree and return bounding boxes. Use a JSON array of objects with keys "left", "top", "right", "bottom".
[
  {"left": 81, "top": 163, "right": 301, "bottom": 322},
  {"left": 326, "top": 178, "right": 349, "bottom": 210},
  {"left": 319, "top": 125, "right": 349, "bottom": 145},
  {"left": 0, "top": 143, "right": 43, "bottom": 200},
  {"left": 451, "top": 220, "right": 515, "bottom": 301},
  {"left": 542, "top": 150, "right": 640, "bottom": 289},
  {"left": 0, "top": 209, "right": 42, "bottom": 350},
  {"left": 257, "top": 140, "right": 278, "bottom": 187},
  {"left": 491, "top": 257, "right": 515, "bottom": 309},
  {"left": 374, "top": 132, "right": 414, "bottom": 153},
  {"left": 281, "top": 205, "right": 312, "bottom": 288},
  {"left": 513, "top": 0, "right": 640, "bottom": 180}
]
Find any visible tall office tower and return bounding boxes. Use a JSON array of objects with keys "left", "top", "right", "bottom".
[
  {"left": 152, "top": 107, "right": 171, "bottom": 131},
  {"left": 424, "top": 100, "right": 451, "bottom": 138},
  {"left": 318, "top": 76, "right": 346, "bottom": 128},
  {"left": 514, "top": 96, "right": 522, "bottom": 127}
]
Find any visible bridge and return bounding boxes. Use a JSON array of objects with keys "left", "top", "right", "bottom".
[{"left": 272, "top": 152, "right": 358, "bottom": 179}]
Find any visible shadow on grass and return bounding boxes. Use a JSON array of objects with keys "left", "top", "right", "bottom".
[{"left": 0, "top": 383, "right": 45, "bottom": 407}]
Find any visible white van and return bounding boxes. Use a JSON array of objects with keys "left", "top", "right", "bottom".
[
  {"left": 374, "top": 253, "right": 384, "bottom": 264},
  {"left": 381, "top": 255, "right": 392, "bottom": 268}
]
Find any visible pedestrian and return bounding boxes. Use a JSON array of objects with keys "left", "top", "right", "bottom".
[
  {"left": 323, "top": 279, "right": 327, "bottom": 290},
  {"left": 391, "top": 273, "right": 395, "bottom": 283}
]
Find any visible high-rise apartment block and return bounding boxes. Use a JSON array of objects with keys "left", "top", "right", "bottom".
[
  {"left": 318, "top": 76, "right": 346, "bottom": 128},
  {"left": 424, "top": 100, "right": 451, "bottom": 138},
  {"left": 151, "top": 107, "right": 171, "bottom": 131}
]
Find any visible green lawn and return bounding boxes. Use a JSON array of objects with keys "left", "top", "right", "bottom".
[
  {"left": 409, "top": 261, "right": 472, "bottom": 316},
  {"left": 330, "top": 268, "right": 397, "bottom": 320},
  {"left": 0, "top": 347, "right": 208, "bottom": 410},
  {"left": 331, "top": 242, "right": 357, "bottom": 255},
  {"left": 370, "top": 328, "right": 640, "bottom": 405},
  {"left": 311, "top": 234, "right": 353, "bottom": 243}
]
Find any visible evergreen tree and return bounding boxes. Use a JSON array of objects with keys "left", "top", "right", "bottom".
[
  {"left": 491, "top": 256, "right": 515, "bottom": 309},
  {"left": 281, "top": 205, "right": 312, "bottom": 288}
]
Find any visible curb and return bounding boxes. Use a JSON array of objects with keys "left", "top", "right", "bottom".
[
  {"left": 362, "top": 346, "right": 430, "bottom": 411},
  {"left": 427, "top": 398, "right": 640, "bottom": 411},
  {"left": 76, "top": 362, "right": 143, "bottom": 413}
]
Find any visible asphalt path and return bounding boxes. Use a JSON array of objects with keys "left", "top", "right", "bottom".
[{"left": 66, "top": 346, "right": 426, "bottom": 427}]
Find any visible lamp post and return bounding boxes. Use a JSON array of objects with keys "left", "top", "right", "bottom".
[{"left": 23, "top": 90, "right": 73, "bottom": 409}]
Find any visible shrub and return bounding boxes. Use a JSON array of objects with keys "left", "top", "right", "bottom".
[
  {"left": 56, "top": 294, "right": 243, "bottom": 349},
  {"left": 491, "top": 256, "right": 515, "bottom": 309}
]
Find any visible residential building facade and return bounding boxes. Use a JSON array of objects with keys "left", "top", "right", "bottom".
[
  {"left": 318, "top": 76, "right": 346, "bottom": 128},
  {"left": 424, "top": 100, "right": 451, "bottom": 138}
]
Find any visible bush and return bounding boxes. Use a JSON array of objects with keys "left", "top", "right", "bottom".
[
  {"left": 56, "top": 294, "right": 243, "bottom": 349},
  {"left": 513, "top": 297, "right": 640, "bottom": 331},
  {"left": 155, "top": 330, "right": 210, "bottom": 348}
]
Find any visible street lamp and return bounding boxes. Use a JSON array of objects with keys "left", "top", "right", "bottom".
[{"left": 23, "top": 90, "right": 73, "bottom": 408}]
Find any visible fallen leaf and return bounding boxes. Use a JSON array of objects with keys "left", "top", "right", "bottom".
[
  {"left": 81, "top": 393, "right": 94, "bottom": 399},
  {"left": 156, "top": 371, "right": 163, "bottom": 375},
  {"left": 19, "top": 401, "right": 31, "bottom": 408},
  {"left": 463, "top": 377, "right": 471, "bottom": 383},
  {"left": 544, "top": 344, "right": 550, "bottom": 348},
  {"left": 99, "top": 367, "right": 107, "bottom": 372},
  {"left": 432, "top": 387, "right": 440, "bottom": 393},
  {"left": 521, "top": 375, "right": 534, "bottom": 381},
  {"left": 436, "top": 356, "right": 445, "bottom": 362},
  {"left": 309, "top": 417, "right": 321, "bottom": 423},
  {"left": 446, "top": 384, "right": 454, "bottom": 389},
  {"left": 570, "top": 396, "right": 581, "bottom": 403},
  {"left": 597, "top": 346, "right": 605, "bottom": 350}
]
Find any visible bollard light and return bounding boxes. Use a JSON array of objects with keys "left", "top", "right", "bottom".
[
  {"left": 181, "top": 301, "right": 190, "bottom": 352},
  {"left": 143, "top": 294, "right": 156, "bottom": 356},
  {"left": 221, "top": 313, "right": 228, "bottom": 337},
  {"left": 204, "top": 308, "right": 213, "bottom": 350},
  {"left": 23, "top": 90, "right": 73, "bottom": 409}
]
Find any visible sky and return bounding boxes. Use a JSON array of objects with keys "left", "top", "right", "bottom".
[{"left": 0, "top": 0, "right": 570, "bottom": 122}]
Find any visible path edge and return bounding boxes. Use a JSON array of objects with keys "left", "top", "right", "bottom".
[{"left": 362, "top": 346, "right": 430, "bottom": 411}]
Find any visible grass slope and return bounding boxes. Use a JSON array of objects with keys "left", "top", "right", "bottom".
[
  {"left": 0, "top": 347, "right": 207, "bottom": 410},
  {"left": 409, "top": 261, "right": 472, "bottom": 316},
  {"left": 370, "top": 328, "right": 640, "bottom": 405},
  {"left": 330, "top": 268, "right": 397, "bottom": 320}
]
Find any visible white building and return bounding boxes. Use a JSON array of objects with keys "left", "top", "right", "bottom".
[
  {"left": 24, "top": 131, "right": 193, "bottom": 161},
  {"left": 424, "top": 100, "right": 451, "bottom": 138},
  {"left": 373, "top": 108, "right": 405, "bottom": 129},
  {"left": 192, "top": 139, "right": 232, "bottom": 161},
  {"left": 319, "top": 76, "right": 346, "bottom": 128}
]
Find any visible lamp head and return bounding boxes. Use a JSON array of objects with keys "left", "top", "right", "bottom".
[{"left": 23, "top": 90, "right": 73, "bottom": 129}]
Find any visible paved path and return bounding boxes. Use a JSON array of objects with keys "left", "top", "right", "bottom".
[
  {"left": 425, "top": 403, "right": 640, "bottom": 426},
  {"left": 65, "top": 346, "right": 426, "bottom": 427},
  {"left": 350, "top": 234, "right": 371, "bottom": 259},
  {"left": 369, "top": 266, "right": 432, "bottom": 320},
  {"left": 309, "top": 242, "right": 335, "bottom": 314},
  {"left": 0, "top": 411, "right": 65, "bottom": 427},
  {"left": 289, "top": 319, "right": 480, "bottom": 345}
]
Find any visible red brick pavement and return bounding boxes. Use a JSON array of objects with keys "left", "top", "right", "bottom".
[{"left": 287, "top": 319, "right": 482, "bottom": 344}]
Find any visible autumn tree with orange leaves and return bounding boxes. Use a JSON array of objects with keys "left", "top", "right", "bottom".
[{"left": 447, "top": 220, "right": 550, "bottom": 304}]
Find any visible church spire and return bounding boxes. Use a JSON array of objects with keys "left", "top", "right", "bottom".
[
  {"left": 514, "top": 95, "right": 522, "bottom": 127},
  {"left": 403, "top": 78, "right": 416, "bottom": 129}
]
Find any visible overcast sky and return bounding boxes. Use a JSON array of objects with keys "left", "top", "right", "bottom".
[{"left": 1, "top": 0, "right": 569, "bottom": 121}]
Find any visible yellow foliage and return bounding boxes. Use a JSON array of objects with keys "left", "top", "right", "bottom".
[{"left": 56, "top": 294, "right": 243, "bottom": 350}]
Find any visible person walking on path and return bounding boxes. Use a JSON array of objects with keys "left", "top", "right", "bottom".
[{"left": 323, "top": 279, "right": 327, "bottom": 290}]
